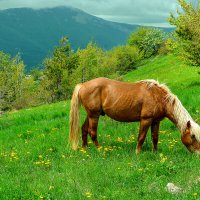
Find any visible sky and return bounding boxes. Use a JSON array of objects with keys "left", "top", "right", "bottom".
[{"left": 0, "top": 0, "right": 181, "bottom": 27}]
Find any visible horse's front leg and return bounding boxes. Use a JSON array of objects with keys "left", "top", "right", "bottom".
[
  {"left": 82, "top": 116, "right": 89, "bottom": 147},
  {"left": 151, "top": 121, "right": 160, "bottom": 152},
  {"left": 136, "top": 118, "right": 152, "bottom": 154},
  {"left": 88, "top": 116, "right": 99, "bottom": 146}
]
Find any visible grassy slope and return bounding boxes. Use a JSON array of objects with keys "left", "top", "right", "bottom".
[
  {"left": 125, "top": 54, "right": 200, "bottom": 118},
  {"left": 0, "top": 54, "right": 200, "bottom": 199}
]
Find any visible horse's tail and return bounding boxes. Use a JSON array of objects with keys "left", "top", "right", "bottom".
[{"left": 69, "top": 84, "right": 82, "bottom": 150}]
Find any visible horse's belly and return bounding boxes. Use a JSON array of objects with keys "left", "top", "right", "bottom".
[
  {"left": 104, "top": 109, "right": 140, "bottom": 122},
  {"left": 102, "top": 90, "right": 143, "bottom": 122}
]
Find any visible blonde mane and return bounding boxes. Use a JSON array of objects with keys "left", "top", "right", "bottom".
[
  {"left": 139, "top": 79, "right": 200, "bottom": 142},
  {"left": 138, "top": 79, "right": 171, "bottom": 93}
]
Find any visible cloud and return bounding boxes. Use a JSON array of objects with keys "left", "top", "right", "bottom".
[{"left": 0, "top": 0, "right": 180, "bottom": 27}]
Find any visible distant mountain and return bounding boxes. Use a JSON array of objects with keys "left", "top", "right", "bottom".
[{"left": 0, "top": 7, "right": 174, "bottom": 71}]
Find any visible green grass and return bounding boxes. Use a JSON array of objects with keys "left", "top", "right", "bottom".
[{"left": 0, "top": 54, "right": 200, "bottom": 199}]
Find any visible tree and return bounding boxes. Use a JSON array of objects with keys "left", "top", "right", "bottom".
[
  {"left": 128, "top": 27, "right": 166, "bottom": 58},
  {"left": 42, "top": 37, "right": 79, "bottom": 102},
  {"left": 30, "top": 67, "right": 43, "bottom": 81},
  {"left": 0, "top": 51, "right": 25, "bottom": 110},
  {"left": 169, "top": 0, "right": 200, "bottom": 65},
  {"left": 70, "top": 42, "right": 106, "bottom": 85}
]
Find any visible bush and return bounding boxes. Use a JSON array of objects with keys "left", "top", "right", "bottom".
[
  {"left": 158, "top": 37, "right": 178, "bottom": 55},
  {"left": 13, "top": 76, "right": 42, "bottom": 109},
  {"left": 109, "top": 45, "right": 142, "bottom": 75},
  {"left": 128, "top": 27, "right": 166, "bottom": 58}
]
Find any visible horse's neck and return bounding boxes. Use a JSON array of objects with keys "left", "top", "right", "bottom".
[{"left": 166, "top": 96, "right": 192, "bottom": 133}]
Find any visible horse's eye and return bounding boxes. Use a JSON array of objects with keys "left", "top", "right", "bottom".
[{"left": 191, "top": 134, "right": 196, "bottom": 140}]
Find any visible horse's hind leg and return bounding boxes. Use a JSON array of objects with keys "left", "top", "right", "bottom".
[
  {"left": 82, "top": 116, "right": 89, "bottom": 147},
  {"left": 151, "top": 121, "right": 160, "bottom": 152},
  {"left": 88, "top": 116, "right": 99, "bottom": 146},
  {"left": 136, "top": 118, "right": 152, "bottom": 154}
]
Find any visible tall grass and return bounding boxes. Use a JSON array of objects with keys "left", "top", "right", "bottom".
[{"left": 0, "top": 54, "right": 200, "bottom": 199}]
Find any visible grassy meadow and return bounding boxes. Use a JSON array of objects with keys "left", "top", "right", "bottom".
[{"left": 0, "top": 54, "right": 200, "bottom": 199}]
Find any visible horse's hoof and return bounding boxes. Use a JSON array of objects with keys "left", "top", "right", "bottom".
[
  {"left": 152, "top": 148, "right": 158, "bottom": 153},
  {"left": 135, "top": 149, "right": 140, "bottom": 154}
]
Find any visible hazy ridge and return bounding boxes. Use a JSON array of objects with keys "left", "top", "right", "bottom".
[{"left": 0, "top": 7, "right": 173, "bottom": 70}]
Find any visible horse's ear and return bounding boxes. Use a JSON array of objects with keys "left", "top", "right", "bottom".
[
  {"left": 195, "top": 118, "right": 198, "bottom": 123},
  {"left": 187, "top": 121, "right": 191, "bottom": 129}
]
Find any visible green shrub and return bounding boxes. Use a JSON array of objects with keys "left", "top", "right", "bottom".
[
  {"left": 128, "top": 27, "right": 166, "bottom": 58},
  {"left": 109, "top": 45, "right": 142, "bottom": 75}
]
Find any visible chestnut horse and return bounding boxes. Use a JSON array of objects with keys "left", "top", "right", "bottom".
[{"left": 69, "top": 77, "right": 200, "bottom": 153}]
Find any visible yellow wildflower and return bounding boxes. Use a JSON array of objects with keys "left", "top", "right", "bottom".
[
  {"left": 104, "top": 147, "right": 108, "bottom": 151},
  {"left": 116, "top": 137, "right": 123, "bottom": 142},
  {"left": 80, "top": 148, "right": 86, "bottom": 154},
  {"left": 45, "top": 160, "right": 51, "bottom": 165},
  {"left": 97, "top": 146, "right": 103, "bottom": 151},
  {"left": 85, "top": 192, "right": 92, "bottom": 198},
  {"left": 194, "top": 192, "right": 198, "bottom": 200},
  {"left": 160, "top": 153, "right": 167, "bottom": 163},
  {"left": 49, "top": 186, "right": 54, "bottom": 190}
]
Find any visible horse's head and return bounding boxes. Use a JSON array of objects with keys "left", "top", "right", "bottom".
[{"left": 181, "top": 120, "right": 200, "bottom": 153}]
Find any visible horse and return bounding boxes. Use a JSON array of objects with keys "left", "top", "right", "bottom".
[{"left": 69, "top": 77, "right": 200, "bottom": 154}]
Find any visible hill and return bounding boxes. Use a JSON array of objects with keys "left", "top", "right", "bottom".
[
  {"left": 0, "top": 7, "right": 140, "bottom": 71},
  {"left": 0, "top": 54, "right": 199, "bottom": 199},
  {"left": 0, "top": 7, "right": 174, "bottom": 71}
]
